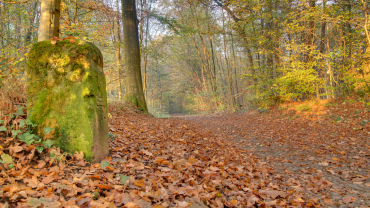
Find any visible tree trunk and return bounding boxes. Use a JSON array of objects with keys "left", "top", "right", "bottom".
[
  {"left": 319, "top": 0, "right": 326, "bottom": 55},
  {"left": 319, "top": 0, "right": 326, "bottom": 98},
  {"left": 222, "top": 13, "right": 235, "bottom": 112},
  {"left": 307, "top": 0, "right": 315, "bottom": 63},
  {"left": 121, "top": 0, "right": 147, "bottom": 111},
  {"left": 38, "top": 0, "right": 61, "bottom": 41},
  {"left": 116, "top": 0, "right": 123, "bottom": 101},
  {"left": 25, "top": 1, "right": 39, "bottom": 44},
  {"left": 0, "top": 2, "right": 3, "bottom": 55}
]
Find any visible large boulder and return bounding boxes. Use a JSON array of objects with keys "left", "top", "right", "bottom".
[{"left": 26, "top": 39, "right": 109, "bottom": 162}]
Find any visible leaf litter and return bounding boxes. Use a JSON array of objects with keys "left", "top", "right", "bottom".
[{"left": 0, "top": 98, "right": 370, "bottom": 207}]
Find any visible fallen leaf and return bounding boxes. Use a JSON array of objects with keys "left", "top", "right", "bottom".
[
  {"left": 125, "top": 202, "right": 141, "bottom": 208},
  {"left": 120, "top": 174, "right": 130, "bottom": 184},
  {"left": 78, "top": 160, "right": 86, "bottom": 166},
  {"left": 260, "top": 190, "right": 287, "bottom": 199},
  {"left": 141, "top": 149, "right": 153, "bottom": 156},
  {"left": 101, "top": 161, "right": 110, "bottom": 168},
  {"left": 38, "top": 160, "right": 46, "bottom": 169},
  {"left": 42, "top": 176, "right": 54, "bottom": 184},
  {"left": 74, "top": 151, "right": 84, "bottom": 160},
  {"left": 343, "top": 196, "right": 357, "bottom": 203},
  {"left": 318, "top": 161, "right": 329, "bottom": 166},
  {"left": 10, "top": 146, "right": 23, "bottom": 154},
  {"left": 1, "top": 153, "right": 12, "bottom": 164}
]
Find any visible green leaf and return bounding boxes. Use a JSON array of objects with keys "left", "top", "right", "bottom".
[
  {"left": 43, "top": 127, "right": 54, "bottom": 135},
  {"left": 19, "top": 132, "right": 35, "bottom": 142},
  {"left": 26, "top": 119, "right": 37, "bottom": 127},
  {"left": 119, "top": 174, "right": 130, "bottom": 184},
  {"left": 16, "top": 107, "right": 24, "bottom": 116},
  {"left": 36, "top": 146, "right": 44, "bottom": 153},
  {"left": 25, "top": 139, "right": 35, "bottom": 145},
  {"left": 1, "top": 153, "right": 12, "bottom": 164},
  {"left": 11, "top": 130, "right": 22, "bottom": 138},
  {"left": 0, "top": 59, "right": 7, "bottom": 65},
  {"left": 19, "top": 120, "right": 26, "bottom": 128},
  {"left": 8, "top": 164, "right": 14, "bottom": 169},
  {"left": 0, "top": 126, "right": 7, "bottom": 132},
  {"left": 0, "top": 120, "right": 4, "bottom": 125},
  {"left": 108, "top": 132, "right": 115, "bottom": 140},
  {"left": 42, "top": 140, "right": 54, "bottom": 148},
  {"left": 100, "top": 161, "right": 110, "bottom": 169},
  {"left": 34, "top": 136, "right": 42, "bottom": 143}
]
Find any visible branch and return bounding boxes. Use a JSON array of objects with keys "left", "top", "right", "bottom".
[{"left": 213, "top": 0, "right": 240, "bottom": 22}]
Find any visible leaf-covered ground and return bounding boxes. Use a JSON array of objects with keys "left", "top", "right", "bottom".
[{"left": 1, "top": 98, "right": 370, "bottom": 207}]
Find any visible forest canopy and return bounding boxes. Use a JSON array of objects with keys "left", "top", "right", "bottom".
[{"left": 0, "top": 0, "right": 369, "bottom": 116}]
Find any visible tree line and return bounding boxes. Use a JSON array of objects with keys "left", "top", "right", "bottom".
[{"left": 0, "top": 0, "right": 369, "bottom": 116}]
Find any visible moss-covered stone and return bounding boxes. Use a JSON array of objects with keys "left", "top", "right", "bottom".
[{"left": 26, "top": 39, "right": 109, "bottom": 162}]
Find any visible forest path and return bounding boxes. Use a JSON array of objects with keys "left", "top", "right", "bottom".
[
  {"left": 178, "top": 110, "right": 370, "bottom": 207},
  {"left": 3, "top": 102, "right": 370, "bottom": 207}
]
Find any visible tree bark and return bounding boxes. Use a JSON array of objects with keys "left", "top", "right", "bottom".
[
  {"left": 115, "top": 0, "right": 123, "bottom": 101},
  {"left": 307, "top": 0, "right": 315, "bottom": 63},
  {"left": 38, "top": 0, "right": 60, "bottom": 41},
  {"left": 121, "top": 0, "right": 147, "bottom": 111}
]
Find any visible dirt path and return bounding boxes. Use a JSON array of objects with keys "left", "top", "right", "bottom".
[
  {"left": 179, "top": 111, "right": 370, "bottom": 207},
  {"left": 2, "top": 101, "right": 370, "bottom": 207}
]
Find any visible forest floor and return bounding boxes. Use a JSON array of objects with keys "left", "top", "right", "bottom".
[{"left": 1, "top": 98, "right": 370, "bottom": 207}]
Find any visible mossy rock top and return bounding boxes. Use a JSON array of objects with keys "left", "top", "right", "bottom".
[{"left": 26, "top": 39, "right": 109, "bottom": 162}]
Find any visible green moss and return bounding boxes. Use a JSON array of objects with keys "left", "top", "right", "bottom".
[
  {"left": 26, "top": 39, "right": 108, "bottom": 162},
  {"left": 124, "top": 94, "right": 147, "bottom": 112}
]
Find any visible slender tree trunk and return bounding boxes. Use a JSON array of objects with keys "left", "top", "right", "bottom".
[
  {"left": 209, "top": 35, "right": 220, "bottom": 108},
  {"left": 143, "top": 1, "right": 151, "bottom": 99},
  {"left": 307, "top": 0, "right": 315, "bottom": 63},
  {"left": 38, "top": 0, "right": 61, "bottom": 41},
  {"left": 121, "top": 0, "right": 147, "bottom": 111},
  {"left": 25, "top": 1, "right": 39, "bottom": 44},
  {"left": 326, "top": 22, "right": 334, "bottom": 98},
  {"left": 0, "top": 2, "right": 4, "bottom": 55},
  {"left": 319, "top": 0, "right": 326, "bottom": 98},
  {"left": 222, "top": 13, "right": 235, "bottom": 112},
  {"left": 213, "top": 0, "right": 257, "bottom": 86},
  {"left": 361, "top": 0, "right": 370, "bottom": 45},
  {"left": 16, "top": 9, "right": 21, "bottom": 49},
  {"left": 116, "top": 0, "right": 123, "bottom": 101},
  {"left": 319, "top": 0, "right": 326, "bottom": 55},
  {"left": 231, "top": 32, "right": 240, "bottom": 107},
  {"left": 190, "top": 35, "right": 208, "bottom": 93}
]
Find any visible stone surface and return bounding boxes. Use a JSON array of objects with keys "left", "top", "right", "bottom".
[{"left": 26, "top": 39, "right": 109, "bottom": 162}]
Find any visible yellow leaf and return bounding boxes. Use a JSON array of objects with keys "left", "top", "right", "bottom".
[{"left": 134, "top": 181, "right": 145, "bottom": 187}]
